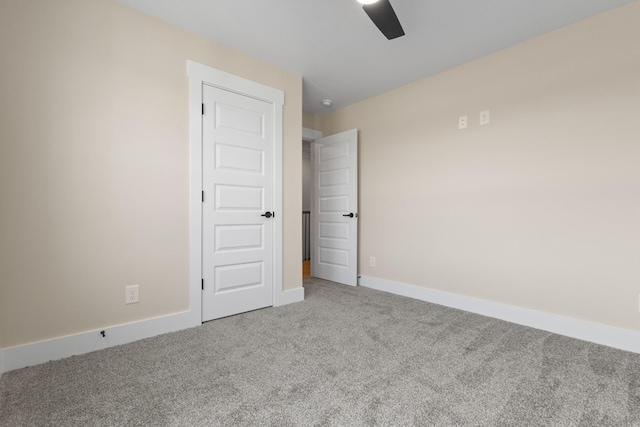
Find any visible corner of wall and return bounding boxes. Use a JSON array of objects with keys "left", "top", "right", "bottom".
[
  {"left": 0, "top": 348, "right": 5, "bottom": 376},
  {"left": 275, "top": 286, "right": 305, "bottom": 307},
  {"left": 302, "top": 112, "right": 322, "bottom": 132}
]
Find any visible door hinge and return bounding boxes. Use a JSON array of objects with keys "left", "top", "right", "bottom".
[
  {"left": 202, "top": 191, "right": 204, "bottom": 202},
  {"left": 202, "top": 103, "right": 204, "bottom": 115},
  {"left": 201, "top": 278, "right": 204, "bottom": 290}
]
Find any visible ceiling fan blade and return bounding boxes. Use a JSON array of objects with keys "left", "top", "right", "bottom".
[{"left": 363, "top": 0, "right": 405, "bottom": 40}]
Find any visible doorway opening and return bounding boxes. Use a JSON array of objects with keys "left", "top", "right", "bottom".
[{"left": 302, "top": 139, "right": 312, "bottom": 279}]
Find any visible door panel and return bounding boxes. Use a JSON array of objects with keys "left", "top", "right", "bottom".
[
  {"left": 214, "top": 262, "right": 263, "bottom": 292},
  {"left": 319, "top": 222, "right": 349, "bottom": 240},
  {"left": 319, "top": 168, "right": 349, "bottom": 187},
  {"left": 202, "top": 84, "right": 274, "bottom": 321},
  {"left": 312, "top": 129, "right": 358, "bottom": 286},
  {"left": 215, "top": 144, "right": 263, "bottom": 173},
  {"left": 319, "top": 196, "right": 349, "bottom": 213},
  {"left": 215, "top": 185, "right": 263, "bottom": 211},
  {"left": 215, "top": 225, "right": 263, "bottom": 252},
  {"left": 215, "top": 102, "right": 265, "bottom": 135}
]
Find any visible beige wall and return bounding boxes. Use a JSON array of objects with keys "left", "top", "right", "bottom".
[
  {"left": 321, "top": 2, "right": 640, "bottom": 332},
  {"left": 303, "top": 112, "right": 322, "bottom": 131},
  {"left": 0, "top": 0, "right": 302, "bottom": 349}
]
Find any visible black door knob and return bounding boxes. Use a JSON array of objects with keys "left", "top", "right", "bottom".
[
  {"left": 342, "top": 213, "right": 354, "bottom": 218},
  {"left": 261, "top": 211, "right": 273, "bottom": 218}
]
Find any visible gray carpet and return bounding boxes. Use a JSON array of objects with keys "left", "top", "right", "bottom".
[{"left": 1, "top": 278, "right": 639, "bottom": 426}]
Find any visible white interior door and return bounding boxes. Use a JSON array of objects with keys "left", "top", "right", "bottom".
[
  {"left": 312, "top": 129, "right": 358, "bottom": 286},
  {"left": 201, "top": 84, "right": 274, "bottom": 321}
]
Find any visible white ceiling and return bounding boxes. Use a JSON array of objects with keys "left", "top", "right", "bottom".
[{"left": 116, "top": 0, "right": 633, "bottom": 115}]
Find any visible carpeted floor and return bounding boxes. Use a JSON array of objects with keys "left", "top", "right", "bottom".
[{"left": 1, "top": 278, "right": 639, "bottom": 426}]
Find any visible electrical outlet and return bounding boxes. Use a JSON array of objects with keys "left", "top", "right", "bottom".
[
  {"left": 369, "top": 256, "right": 376, "bottom": 267},
  {"left": 479, "top": 110, "right": 490, "bottom": 125},
  {"left": 126, "top": 285, "right": 139, "bottom": 304},
  {"left": 458, "top": 115, "right": 468, "bottom": 130}
]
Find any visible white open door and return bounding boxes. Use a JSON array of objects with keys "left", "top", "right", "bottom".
[{"left": 312, "top": 129, "right": 358, "bottom": 286}]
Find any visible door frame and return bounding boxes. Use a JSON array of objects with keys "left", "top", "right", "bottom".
[
  {"left": 188, "top": 60, "right": 284, "bottom": 323},
  {"left": 302, "top": 127, "right": 322, "bottom": 279},
  {"left": 303, "top": 127, "right": 322, "bottom": 142}
]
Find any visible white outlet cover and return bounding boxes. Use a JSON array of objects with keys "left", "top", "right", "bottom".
[
  {"left": 480, "top": 110, "right": 490, "bottom": 125},
  {"left": 126, "top": 285, "right": 139, "bottom": 304},
  {"left": 458, "top": 115, "right": 468, "bottom": 130}
]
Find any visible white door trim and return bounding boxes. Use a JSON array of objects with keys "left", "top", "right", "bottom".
[
  {"left": 187, "top": 60, "right": 285, "bottom": 323},
  {"left": 302, "top": 127, "right": 321, "bottom": 279},
  {"left": 303, "top": 127, "right": 322, "bottom": 142}
]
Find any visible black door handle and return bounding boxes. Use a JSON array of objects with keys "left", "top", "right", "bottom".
[
  {"left": 261, "top": 211, "right": 273, "bottom": 218},
  {"left": 342, "top": 213, "right": 354, "bottom": 218}
]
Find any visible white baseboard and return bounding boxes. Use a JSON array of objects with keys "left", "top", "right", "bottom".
[
  {"left": 1, "top": 310, "right": 198, "bottom": 374},
  {"left": 275, "top": 286, "right": 305, "bottom": 306},
  {"left": 359, "top": 275, "right": 640, "bottom": 354},
  {"left": 1, "top": 287, "right": 306, "bottom": 375}
]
